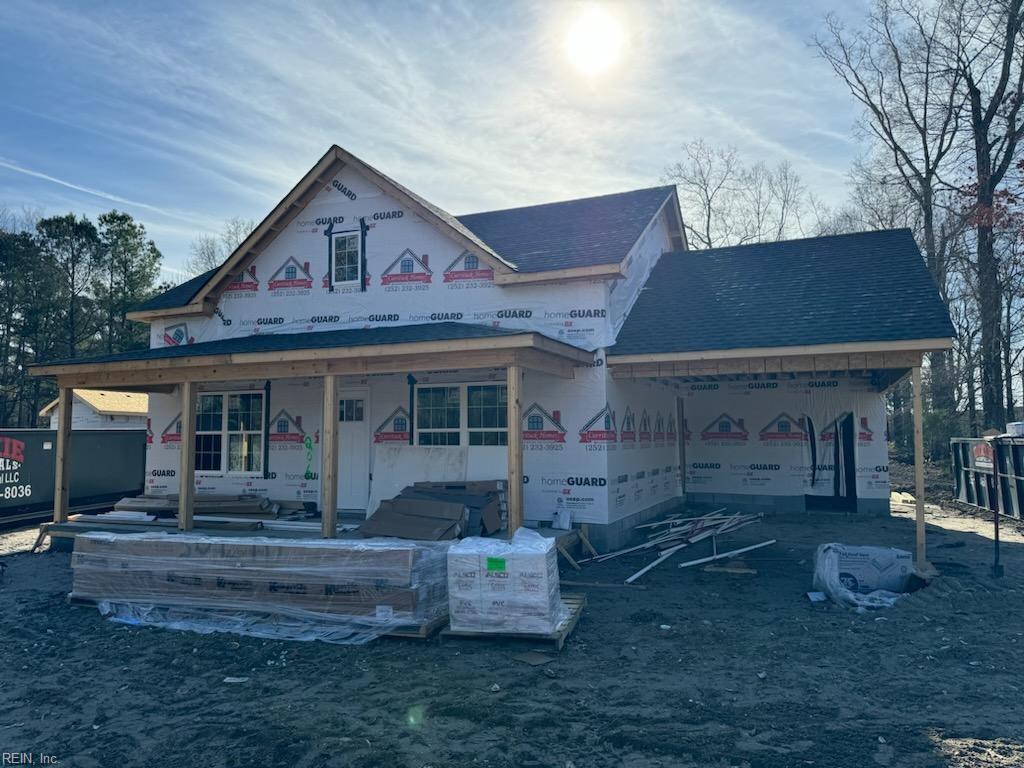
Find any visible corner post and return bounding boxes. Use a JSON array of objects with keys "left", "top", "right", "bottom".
[
  {"left": 911, "top": 365, "right": 929, "bottom": 571},
  {"left": 178, "top": 381, "right": 196, "bottom": 531},
  {"left": 506, "top": 363, "right": 524, "bottom": 536},
  {"left": 52, "top": 386, "right": 73, "bottom": 523},
  {"left": 321, "top": 374, "right": 339, "bottom": 538}
]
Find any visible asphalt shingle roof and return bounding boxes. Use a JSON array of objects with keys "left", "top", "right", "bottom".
[
  {"left": 134, "top": 268, "right": 217, "bottom": 312},
  {"left": 612, "top": 229, "right": 955, "bottom": 357},
  {"left": 456, "top": 186, "right": 676, "bottom": 273},
  {"left": 38, "top": 323, "right": 523, "bottom": 367}
]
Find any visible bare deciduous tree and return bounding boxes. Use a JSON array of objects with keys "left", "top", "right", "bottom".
[{"left": 185, "top": 216, "right": 256, "bottom": 275}]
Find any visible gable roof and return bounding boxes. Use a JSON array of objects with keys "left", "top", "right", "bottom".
[
  {"left": 40, "top": 389, "right": 149, "bottom": 418},
  {"left": 130, "top": 144, "right": 681, "bottom": 317},
  {"left": 612, "top": 229, "right": 955, "bottom": 357},
  {"left": 456, "top": 185, "right": 678, "bottom": 273}
]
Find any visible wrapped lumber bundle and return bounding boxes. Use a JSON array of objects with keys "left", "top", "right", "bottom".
[
  {"left": 71, "top": 532, "right": 450, "bottom": 644},
  {"left": 448, "top": 528, "right": 567, "bottom": 634}
]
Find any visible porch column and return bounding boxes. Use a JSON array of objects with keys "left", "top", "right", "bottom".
[
  {"left": 320, "top": 374, "right": 339, "bottom": 538},
  {"left": 911, "top": 365, "right": 930, "bottom": 571},
  {"left": 52, "top": 386, "right": 73, "bottom": 523},
  {"left": 178, "top": 381, "right": 196, "bottom": 531},
  {"left": 506, "top": 364, "right": 524, "bottom": 535}
]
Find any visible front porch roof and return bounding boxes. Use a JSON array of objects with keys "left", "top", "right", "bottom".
[{"left": 30, "top": 322, "right": 593, "bottom": 388}]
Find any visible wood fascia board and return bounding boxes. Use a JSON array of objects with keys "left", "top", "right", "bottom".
[
  {"left": 607, "top": 338, "right": 952, "bottom": 367},
  {"left": 611, "top": 350, "right": 926, "bottom": 380},
  {"left": 33, "top": 332, "right": 591, "bottom": 379},
  {"left": 493, "top": 263, "right": 624, "bottom": 285},
  {"left": 193, "top": 149, "right": 344, "bottom": 307}
]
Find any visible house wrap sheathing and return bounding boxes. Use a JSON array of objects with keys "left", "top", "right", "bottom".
[{"left": 34, "top": 145, "right": 954, "bottom": 546}]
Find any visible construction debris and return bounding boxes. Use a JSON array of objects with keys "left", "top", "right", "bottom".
[
  {"left": 575, "top": 508, "right": 764, "bottom": 584},
  {"left": 361, "top": 481, "right": 506, "bottom": 540},
  {"left": 110, "top": 494, "right": 314, "bottom": 521},
  {"left": 677, "top": 539, "right": 777, "bottom": 570}
]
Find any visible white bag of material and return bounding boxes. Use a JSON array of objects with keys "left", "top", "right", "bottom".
[
  {"left": 812, "top": 543, "right": 913, "bottom": 610},
  {"left": 448, "top": 528, "right": 566, "bottom": 634}
]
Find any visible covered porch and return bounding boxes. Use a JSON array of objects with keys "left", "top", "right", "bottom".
[
  {"left": 30, "top": 323, "right": 594, "bottom": 541},
  {"left": 608, "top": 338, "right": 950, "bottom": 571}
]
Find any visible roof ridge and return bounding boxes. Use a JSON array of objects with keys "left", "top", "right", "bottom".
[
  {"left": 457, "top": 185, "right": 675, "bottom": 219},
  {"left": 675, "top": 227, "right": 914, "bottom": 257}
]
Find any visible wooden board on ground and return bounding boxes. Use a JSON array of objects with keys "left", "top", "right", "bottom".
[
  {"left": 382, "top": 612, "right": 448, "bottom": 640},
  {"left": 439, "top": 594, "right": 586, "bottom": 652}
]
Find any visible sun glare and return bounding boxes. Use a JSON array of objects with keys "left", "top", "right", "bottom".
[{"left": 564, "top": 5, "right": 626, "bottom": 77}]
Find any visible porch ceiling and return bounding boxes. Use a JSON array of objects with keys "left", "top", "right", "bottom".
[{"left": 30, "top": 323, "right": 593, "bottom": 389}]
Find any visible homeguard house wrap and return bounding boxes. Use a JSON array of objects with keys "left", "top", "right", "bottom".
[{"left": 31, "top": 145, "right": 954, "bottom": 549}]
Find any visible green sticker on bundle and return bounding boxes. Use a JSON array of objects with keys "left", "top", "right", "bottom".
[{"left": 486, "top": 557, "right": 506, "bottom": 572}]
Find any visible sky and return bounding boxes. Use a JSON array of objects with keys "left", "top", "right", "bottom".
[{"left": 0, "top": 0, "right": 868, "bottom": 280}]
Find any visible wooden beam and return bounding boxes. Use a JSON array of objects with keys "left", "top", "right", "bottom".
[
  {"left": 52, "top": 386, "right": 73, "bottom": 523},
  {"left": 911, "top": 365, "right": 931, "bottom": 572},
  {"left": 320, "top": 374, "right": 339, "bottom": 538},
  {"left": 506, "top": 364, "right": 524, "bottom": 535},
  {"left": 607, "top": 337, "right": 954, "bottom": 367},
  {"left": 178, "top": 381, "right": 196, "bottom": 531}
]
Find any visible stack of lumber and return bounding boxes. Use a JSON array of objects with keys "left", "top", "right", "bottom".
[
  {"left": 111, "top": 494, "right": 313, "bottom": 521},
  {"left": 71, "top": 532, "right": 451, "bottom": 643},
  {"left": 361, "top": 481, "right": 505, "bottom": 541}
]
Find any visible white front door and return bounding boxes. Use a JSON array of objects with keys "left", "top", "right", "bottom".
[{"left": 337, "top": 390, "right": 370, "bottom": 510}]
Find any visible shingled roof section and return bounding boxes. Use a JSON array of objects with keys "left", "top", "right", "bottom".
[
  {"left": 457, "top": 186, "right": 676, "bottom": 273},
  {"left": 36, "top": 322, "right": 524, "bottom": 367},
  {"left": 612, "top": 228, "right": 955, "bottom": 357},
  {"left": 133, "top": 268, "right": 217, "bottom": 312}
]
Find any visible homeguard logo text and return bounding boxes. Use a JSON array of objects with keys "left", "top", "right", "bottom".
[
  {"left": 544, "top": 308, "right": 607, "bottom": 320},
  {"left": 151, "top": 469, "right": 175, "bottom": 477},
  {"left": 163, "top": 322, "right": 194, "bottom": 347},
  {"left": 308, "top": 315, "right": 341, "bottom": 324},
  {"left": 567, "top": 476, "right": 606, "bottom": 487},
  {"left": 690, "top": 383, "right": 719, "bottom": 391},
  {"left": 371, "top": 210, "right": 404, "bottom": 221},
  {"left": 331, "top": 179, "right": 358, "bottom": 200},
  {"left": 808, "top": 380, "right": 839, "bottom": 388},
  {"left": 368, "top": 314, "right": 400, "bottom": 322},
  {"left": 256, "top": 317, "right": 284, "bottom": 326},
  {"left": 374, "top": 407, "right": 411, "bottom": 443},
  {"left": 523, "top": 404, "right": 567, "bottom": 445},
  {"left": 690, "top": 462, "right": 720, "bottom": 470},
  {"left": 444, "top": 251, "right": 494, "bottom": 284},
  {"left": 381, "top": 249, "right": 432, "bottom": 287},
  {"left": 748, "top": 382, "right": 778, "bottom": 390}
]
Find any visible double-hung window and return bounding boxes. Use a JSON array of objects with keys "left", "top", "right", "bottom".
[
  {"left": 415, "top": 384, "right": 507, "bottom": 446},
  {"left": 194, "top": 392, "right": 265, "bottom": 474},
  {"left": 332, "top": 231, "right": 361, "bottom": 285}
]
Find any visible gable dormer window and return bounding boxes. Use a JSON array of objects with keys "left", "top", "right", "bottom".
[
  {"left": 528, "top": 414, "right": 543, "bottom": 431},
  {"left": 332, "top": 231, "right": 362, "bottom": 285},
  {"left": 464, "top": 254, "right": 479, "bottom": 271},
  {"left": 400, "top": 257, "right": 414, "bottom": 274},
  {"left": 285, "top": 265, "right": 297, "bottom": 281}
]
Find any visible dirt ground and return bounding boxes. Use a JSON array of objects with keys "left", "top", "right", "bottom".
[{"left": 2, "top": 505, "right": 1024, "bottom": 768}]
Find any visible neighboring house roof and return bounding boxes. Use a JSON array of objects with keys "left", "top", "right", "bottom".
[
  {"left": 35, "top": 323, "right": 527, "bottom": 367},
  {"left": 39, "top": 389, "right": 149, "bottom": 417},
  {"left": 612, "top": 229, "right": 955, "bottom": 357},
  {"left": 456, "top": 185, "right": 678, "bottom": 273}
]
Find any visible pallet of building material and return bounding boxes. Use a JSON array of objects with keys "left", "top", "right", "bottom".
[
  {"left": 440, "top": 594, "right": 586, "bottom": 651},
  {"left": 413, "top": 480, "right": 507, "bottom": 510},
  {"left": 69, "top": 532, "right": 451, "bottom": 645},
  {"left": 360, "top": 496, "right": 469, "bottom": 540},
  {"left": 399, "top": 487, "right": 503, "bottom": 535}
]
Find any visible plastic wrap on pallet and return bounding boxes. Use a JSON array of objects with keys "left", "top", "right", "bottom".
[
  {"left": 70, "top": 532, "right": 450, "bottom": 644},
  {"left": 812, "top": 543, "right": 912, "bottom": 610},
  {"left": 448, "top": 528, "right": 568, "bottom": 634}
]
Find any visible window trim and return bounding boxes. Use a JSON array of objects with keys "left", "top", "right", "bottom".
[
  {"left": 193, "top": 390, "right": 266, "bottom": 476},
  {"left": 414, "top": 382, "right": 508, "bottom": 447},
  {"left": 330, "top": 229, "right": 363, "bottom": 287}
]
